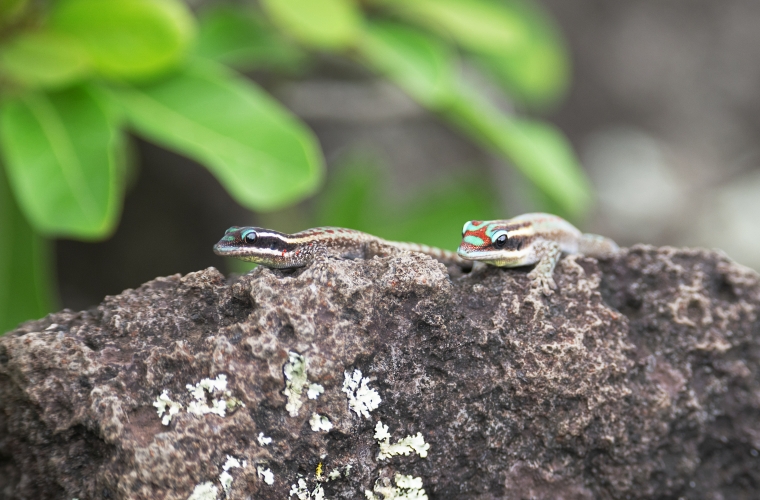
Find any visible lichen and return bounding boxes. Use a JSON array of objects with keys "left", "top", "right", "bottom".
[
  {"left": 153, "top": 390, "right": 182, "bottom": 426},
  {"left": 189, "top": 375, "right": 227, "bottom": 398},
  {"left": 290, "top": 478, "right": 309, "bottom": 499},
  {"left": 309, "top": 413, "right": 333, "bottom": 433},
  {"left": 307, "top": 383, "right": 324, "bottom": 400},
  {"left": 365, "top": 474, "right": 428, "bottom": 500},
  {"left": 283, "top": 352, "right": 309, "bottom": 417},
  {"left": 257, "top": 466, "right": 274, "bottom": 485},
  {"left": 224, "top": 391, "right": 245, "bottom": 412},
  {"left": 186, "top": 375, "right": 242, "bottom": 418},
  {"left": 188, "top": 398, "right": 227, "bottom": 417},
  {"left": 188, "top": 481, "right": 218, "bottom": 500},
  {"left": 342, "top": 369, "right": 381, "bottom": 419},
  {"left": 313, "top": 484, "right": 326, "bottom": 500},
  {"left": 289, "top": 477, "right": 326, "bottom": 499},
  {"left": 219, "top": 455, "right": 246, "bottom": 496},
  {"left": 219, "top": 472, "right": 233, "bottom": 495},
  {"left": 374, "top": 422, "right": 430, "bottom": 460},
  {"left": 257, "top": 432, "right": 273, "bottom": 446}
]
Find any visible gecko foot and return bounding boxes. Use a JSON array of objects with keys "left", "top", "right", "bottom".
[{"left": 528, "top": 270, "right": 556, "bottom": 296}]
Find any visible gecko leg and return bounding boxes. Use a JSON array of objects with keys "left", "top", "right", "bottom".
[{"left": 527, "top": 240, "right": 562, "bottom": 295}]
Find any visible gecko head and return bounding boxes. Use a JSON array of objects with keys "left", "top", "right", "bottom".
[
  {"left": 213, "top": 226, "right": 298, "bottom": 267},
  {"left": 457, "top": 220, "right": 532, "bottom": 266}
]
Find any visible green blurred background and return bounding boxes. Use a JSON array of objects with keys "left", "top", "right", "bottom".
[{"left": 2, "top": 0, "right": 759, "bottom": 333}]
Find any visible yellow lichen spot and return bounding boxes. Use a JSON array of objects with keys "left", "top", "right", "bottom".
[{"left": 316, "top": 461, "right": 323, "bottom": 479}]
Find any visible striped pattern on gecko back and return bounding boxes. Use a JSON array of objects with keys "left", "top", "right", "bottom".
[
  {"left": 214, "top": 226, "right": 471, "bottom": 269},
  {"left": 457, "top": 213, "right": 618, "bottom": 294}
]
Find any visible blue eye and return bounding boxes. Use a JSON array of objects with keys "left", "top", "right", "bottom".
[{"left": 242, "top": 230, "right": 258, "bottom": 244}]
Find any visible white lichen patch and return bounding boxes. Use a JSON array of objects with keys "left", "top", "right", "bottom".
[
  {"left": 188, "top": 481, "right": 218, "bottom": 500},
  {"left": 186, "top": 375, "right": 243, "bottom": 418},
  {"left": 309, "top": 413, "right": 333, "bottom": 433},
  {"left": 394, "top": 475, "right": 423, "bottom": 490},
  {"left": 289, "top": 477, "right": 326, "bottom": 499},
  {"left": 313, "top": 484, "right": 326, "bottom": 500},
  {"left": 188, "top": 374, "right": 228, "bottom": 399},
  {"left": 307, "top": 383, "right": 324, "bottom": 400},
  {"left": 374, "top": 422, "right": 430, "bottom": 460},
  {"left": 153, "top": 390, "right": 182, "bottom": 425},
  {"left": 219, "top": 472, "right": 233, "bottom": 495},
  {"left": 328, "top": 469, "right": 341, "bottom": 481},
  {"left": 290, "top": 478, "right": 309, "bottom": 499},
  {"left": 223, "top": 455, "right": 244, "bottom": 470},
  {"left": 257, "top": 432, "right": 273, "bottom": 446},
  {"left": 188, "top": 397, "right": 227, "bottom": 417},
  {"left": 219, "top": 455, "right": 246, "bottom": 496},
  {"left": 154, "top": 375, "right": 243, "bottom": 426},
  {"left": 284, "top": 352, "right": 310, "bottom": 417},
  {"left": 342, "top": 369, "right": 381, "bottom": 419},
  {"left": 257, "top": 466, "right": 275, "bottom": 485},
  {"left": 374, "top": 421, "right": 391, "bottom": 441},
  {"left": 224, "top": 391, "right": 245, "bottom": 411},
  {"left": 365, "top": 474, "right": 428, "bottom": 500},
  {"left": 326, "top": 464, "right": 352, "bottom": 481}
]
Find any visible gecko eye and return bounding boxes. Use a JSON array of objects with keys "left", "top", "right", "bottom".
[
  {"left": 241, "top": 230, "right": 258, "bottom": 244},
  {"left": 492, "top": 230, "right": 508, "bottom": 248}
]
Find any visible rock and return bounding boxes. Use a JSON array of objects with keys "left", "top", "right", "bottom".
[{"left": 1, "top": 246, "right": 759, "bottom": 500}]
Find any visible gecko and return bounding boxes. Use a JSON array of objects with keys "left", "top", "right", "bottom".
[
  {"left": 213, "top": 226, "right": 471, "bottom": 270},
  {"left": 457, "top": 213, "right": 618, "bottom": 294}
]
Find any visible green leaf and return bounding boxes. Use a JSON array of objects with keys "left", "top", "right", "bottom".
[
  {"left": 499, "top": 119, "right": 591, "bottom": 218},
  {"left": 445, "top": 90, "right": 591, "bottom": 217},
  {"left": 378, "top": 0, "right": 527, "bottom": 54},
  {"left": 50, "top": 0, "right": 195, "bottom": 80},
  {"left": 0, "top": 85, "right": 123, "bottom": 238},
  {"left": 113, "top": 61, "right": 324, "bottom": 211},
  {"left": 357, "top": 21, "right": 456, "bottom": 107},
  {"left": 358, "top": 22, "right": 589, "bottom": 216},
  {"left": 195, "top": 4, "right": 305, "bottom": 71},
  {"left": 260, "top": 0, "right": 361, "bottom": 50},
  {"left": 377, "top": 0, "right": 569, "bottom": 108},
  {"left": 476, "top": 0, "right": 570, "bottom": 108},
  {"left": 0, "top": 165, "right": 56, "bottom": 334},
  {"left": 0, "top": 31, "right": 90, "bottom": 88}
]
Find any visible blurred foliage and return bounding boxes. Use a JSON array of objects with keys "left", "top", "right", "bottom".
[
  {"left": 0, "top": 0, "right": 588, "bottom": 332},
  {"left": 0, "top": 165, "right": 55, "bottom": 329},
  {"left": 315, "top": 154, "right": 500, "bottom": 251}
]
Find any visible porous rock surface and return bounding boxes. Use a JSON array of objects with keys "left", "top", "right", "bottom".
[{"left": 1, "top": 246, "right": 759, "bottom": 499}]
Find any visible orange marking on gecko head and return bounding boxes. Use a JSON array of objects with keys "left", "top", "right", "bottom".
[{"left": 460, "top": 225, "right": 491, "bottom": 250}]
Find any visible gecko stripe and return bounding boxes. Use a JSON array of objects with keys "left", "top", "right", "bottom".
[
  {"left": 214, "top": 226, "right": 471, "bottom": 270},
  {"left": 456, "top": 213, "right": 619, "bottom": 295}
]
